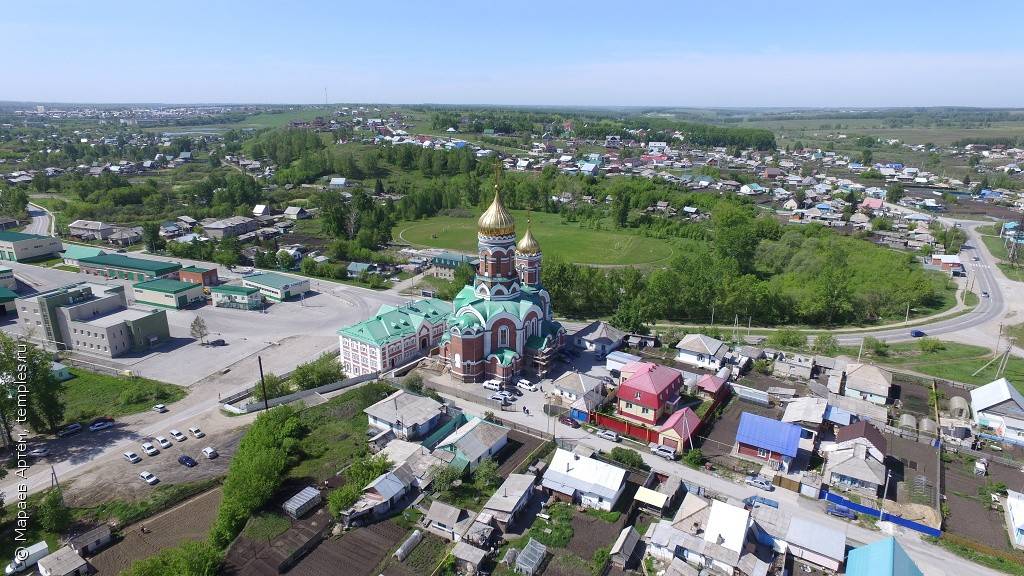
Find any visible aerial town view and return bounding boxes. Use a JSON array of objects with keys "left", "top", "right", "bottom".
[{"left": 4, "top": 2, "right": 1024, "bottom": 576}]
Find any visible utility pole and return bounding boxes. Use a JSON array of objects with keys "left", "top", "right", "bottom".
[
  {"left": 905, "top": 302, "right": 910, "bottom": 323},
  {"left": 258, "top": 355, "right": 270, "bottom": 412},
  {"left": 878, "top": 470, "right": 893, "bottom": 522},
  {"left": 857, "top": 339, "right": 864, "bottom": 362}
]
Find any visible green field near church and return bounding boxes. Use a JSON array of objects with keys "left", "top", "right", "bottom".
[{"left": 394, "top": 210, "right": 676, "bottom": 266}]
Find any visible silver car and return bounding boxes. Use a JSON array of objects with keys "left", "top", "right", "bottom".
[
  {"left": 745, "top": 475, "right": 774, "bottom": 492},
  {"left": 596, "top": 429, "right": 620, "bottom": 442}
]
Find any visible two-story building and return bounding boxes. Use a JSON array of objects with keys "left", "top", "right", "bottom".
[
  {"left": 338, "top": 298, "right": 451, "bottom": 376},
  {"left": 615, "top": 362, "right": 682, "bottom": 426}
]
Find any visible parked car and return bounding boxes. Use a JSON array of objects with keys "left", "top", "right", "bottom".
[
  {"left": 596, "top": 429, "right": 620, "bottom": 442},
  {"left": 139, "top": 471, "right": 159, "bottom": 485},
  {"left": 178, "top": 455, "right": 198, "bottom": 468},
  {"left": 123, "top": 451, "right": 141, "bottom": 463},
  {"left": 507, "top": 387, "right": 523, "bottom": 397},
  {"left": 982, "top": 291, "right": 990, "bottom": 298},
  {"left": 202, "top": 447, "right": 219, "bottom": 459},
  {"left": 141, "top": 442, "right": 159, "bottom": 456},
  {"left": 649, "top": 443, "right": 677, "bottom": 460},
  {"left": 517, "top": 379, "right": 540, "bottom": 392},
  {"left": 973, "top": 256, "right": 981, "bottom": 261},
  {"left": 155, "top": 436, "right": 172, "bottom": 449},
  {"left": 488, "top": 393, "right": 508, "bottom": 403},
  {"left": 910, "top": 329, "right": 927, "bottom": 338},
  {"left": 26, "top": 447, "right": 49, "bottom": 458},
  {"left": 826, "top": 503, "right": 857, "bottom": 520},
  {"left": 745, "top": 475, "right": 774, "bottom": 492},
  {"left": 152, "top": 404, "right": 167, "bottom": 413},
  {"left": 483, "top": 380, "right": 501, "bottom": 391},
  {"left": 89, "top": 418, "right": 114, "bottom": 432},
  {"left": 169, "top": 429, "right": 187, "bottom": 442},
  {"left": 57, "top": 423, "right": 82, "bottom": 438},
  {"left": 188, "top": 427, "right": 205, "bottom": 438},
  {"left": 497, "top": 391, "right": 516, "bottom": 402},
  {"left": 559, "top": 415, "right": 580, "bottom": 429},
  {"left": 209, "top": 339, "right": 226, "bottom": 347}
]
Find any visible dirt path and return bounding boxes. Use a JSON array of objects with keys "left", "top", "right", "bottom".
[{"left": 89, "top": 488, "right": 223, "bottom": 575}]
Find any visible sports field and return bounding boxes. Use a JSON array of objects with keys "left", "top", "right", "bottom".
[{"left": 394, "top": 210, "right": 676, "bottom": 265}]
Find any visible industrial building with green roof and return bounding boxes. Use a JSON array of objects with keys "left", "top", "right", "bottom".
[
  {"left": 78, "top": 253, "right": 182, "bottom": 281},
  {"left": 0, "top": 231, "right": 63, "bottom": 262},
  {"left": 211, "top": 284, "right": 262, "bottom": 310},
  {"left": 337, "top": 298, "right": 451, "bottom": 376},
  {"left": 132, "top": 278, "right": 204, "bottom": 309},
  {"left": 241, "top": 272, "right": 310, "bottom": 301}
]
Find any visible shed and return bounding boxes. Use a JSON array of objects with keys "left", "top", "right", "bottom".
[
  {"left": 948, "top": 396, "right": 970, "bottom": 419},
  {"left": 453, "top": 541, "right": 487, "bottom": 574},
  {"left": 37, "top": 545, "right": 89, "bottom": 576},
  {"left": 282, "top": 486, "right": 321, "bottom": 519},
  {"left": 785, "top": 516, "right": 846, "bottom": 572},
  {"left": 515, "top": 538, "right": 548, "bottom": 575},
  {"left": 610, "top": 526, "right": 642, "bottom": 569},
  {"left": 69, "top": 524, "right": 113, "bottom": 555},
  {"left": 898, "top": 414, "right": 917, "bottom": 431}
]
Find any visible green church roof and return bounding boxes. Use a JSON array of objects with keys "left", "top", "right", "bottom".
[{"left": 338, "top": 298, "right": 451, "bottom": 347}]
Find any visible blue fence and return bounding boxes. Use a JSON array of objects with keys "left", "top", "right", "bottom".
[{"left": 822, "top": 492, "right": 941, "bottom": 538}]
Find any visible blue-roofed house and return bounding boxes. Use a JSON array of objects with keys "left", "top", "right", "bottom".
[
  {"left": 845, "top": 537, "right": 923, "bottom": 576},
  {"left": 347, "top": 261, "right": 376, "bottom": 278},
  {"left": 734, "top": 412, "right": 801, "bottom": 472}
]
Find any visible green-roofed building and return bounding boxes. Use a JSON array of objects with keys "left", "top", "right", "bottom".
[
  {"left": 78, "top": 253, "right": 182, "bottom": 282},
  {"left": 0, "top": 231, "right": 62, "bottom": 262},
  {"left": 0, "top": 266, "right": 14, "bottom": 290},
  {"left": 211, "top": 284, "right": 262, "bottom": 310},
  {"left": 61, "top": 244, "right": 105, "bottom": 265},
  {"left": 337, "top": 298, "right": 451, "bottom": 376},
  {"left": 0, "top": 285, "right": 16, "bottom": 314},
  {"left": 241, "top": 272, "right": 310, "bottom": 301},
  {"left": 132, "top": 278, "right": 204, "bottom": 309}
]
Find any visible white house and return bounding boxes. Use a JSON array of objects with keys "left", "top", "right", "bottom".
[
  {"left": 551, "top": 371, "right": 604, "bottom": 403},
  {"left": 363, "top": 390, "right": 444, "bottom": 440},
  {"left": 971, "top": 378, "right": 1024, "bottom": 441},
  {"left": 481, "top": 473, "right": 535, "bottom": 530},
  {"left": 572, "top": 320, "right": 625, "bottom": 355},
  {"left": 674, "top": 334, "right": 728, "bottom": 370},
  {"left": 1005, "top": 490, "right": 1024, "bottom": 548},
  {"left": 843, "top": 363, "right": 892, "bottom": 405},
  {"left": 542, "top": 448, "right": 626, "bottom": 511}
]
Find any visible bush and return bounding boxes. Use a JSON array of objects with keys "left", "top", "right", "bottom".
[
  {"left": 326, "top": 454, "right": 392, "bottom": 516},
  {"left": 918, "top": 337, "right": 945, "bottom": 353},
  {"left": 767, "top": 328, "right": 806, "bottom": 350},
  {"left": 291, "top": 353, "right": 344, "bottom": 391},
  {"left": 753, "top": 359, "right": 773, "bottom": 375},
  {"left": 812, "top": 333, "right": 838, "bottom": 355},
  {"left": 682, "top": 449, "right": 705, "bottom": 468},
  {"left": 609, "top": 447, "right": 644, "bottom": 469},
  {"left": 37, "top": 490, "right": 71, "bottom": 533},
  {"left": 865, "top": 336, "right": 889, "bottom": 357},
  {"left": 403, "top": 373, "right": 424, "bottom": 393}
]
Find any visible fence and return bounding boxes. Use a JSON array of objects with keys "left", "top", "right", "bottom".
[
  {"left": 224, "top": 372, "right": 381, "bottom": 414},
  {"left": 424, "top": 381, "right": 506, "bottom": 411},
  {"left": 822, "top": 491, "right": 941, "bottom": 538}
]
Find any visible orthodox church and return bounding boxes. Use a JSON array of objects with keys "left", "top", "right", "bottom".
[{"left": 439, "top": 184, "right": 564, "bottom": 383}]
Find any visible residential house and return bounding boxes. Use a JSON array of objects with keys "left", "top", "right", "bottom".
[
  {"left": 342, "top": 468, "right": 413, "bottom": 526},
  {"left": 734, "top": 412, "right": 801, "bottom": 473},
  {"left": 283, "top": 206, "right": 310, "bottom": 220},
  {"left": 68, "top": 219, "right": 114, "bottom": 240},
  {"left": 434, "top": 417, "right": 508, "bottom": 472},
  {"left": 784, "top": 517, "right": 846, "bottom": 572},
  {"left": 773, "top": 353, "right": 815, "bottom": 379},
  {"left": 551, "top": 371, "right": 604, "bottom": 403},
  {"left": 572, "top": 321, "right": 625, "bottom": 355},
  {"left": 328, "top": 177, "right": 348, "bottom": 189},
  {"left": 615, "top": 361, "right": 683, "bottom": 425},
  {"left": 844, "top": 363, "right": 893, "bottom": 405},
  {"left": 695, "top": 374, "right": 728, "bottom": 401},
  {"left": 823, "top": 421, "right": 887, "bottom": 497},
  {"left": 202, "top": 215, "right": 258, "bottom": 240},
  {"left": 429, "top": 251, "right": 479, "bottom": 280},
  {"left": 363, "top": 390, "right": 444, "bottom": 440},
  {"left": 674, "top": 334, "right": 727, "bottom": 370},
  {"left": 542, "top": 448, "right": 627, "bottom": 511},
  {"left": 781, "top": 396, "right": 827, "bottom": 449},
  {"left": 845, "top": 537, "right": 923, "bottom": 576},
  {"left": 971, "top": 378, "right": 1024, "bottom": 440},
  {"left": 252, "top": 204, "right": 273, "bottom": 217},
  {"left": 426, "top": 500, "right": 468, "bottom": 541},
  {"left": 108, "top": 227, "right": 143, "bottom": 246},
  {"left": 481, "top": 473, "right": 535, "bottom": 530}
]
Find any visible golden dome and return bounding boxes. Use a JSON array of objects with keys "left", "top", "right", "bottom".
[
  {"left": 478, "top": 186, "right": 516, "bottom": 236},
  {"left": 516, "top": 224, "right": 541, "bottom": 255}
]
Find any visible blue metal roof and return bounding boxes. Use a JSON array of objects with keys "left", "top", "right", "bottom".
[
  {"left": 736, "top": 412, "right": 800, "bottom": 458},
  {"left": 846, "top": 537, "right": 922, "bottom": 576}
]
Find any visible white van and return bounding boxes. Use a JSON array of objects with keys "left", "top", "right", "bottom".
[{"left": 482, "top": 380, "right": 501, "bottom": 391}]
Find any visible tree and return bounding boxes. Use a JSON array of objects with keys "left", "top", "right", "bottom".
[
  {"left": 142, "top": 221, "right": 163, "bottom": 252},
  {"left": 213, "top": 238, "right": 241, "bottom": 268},
  {"left": 291, "top": 353, "right": 344, "bottom": 390},
  {"left": 300, "top": 257, "right": 318, "bottom": 276},
  {"left": 609, "top": 447, "right": 644, "bottom": 470},
  {"left": 812, "top": 333, "right": 839, "bottom": 355},
  {"left": 37, "top": 490, "right": 71, "bottom": 533},
  {"left": 190, "top": 316, "right": 209, "bottom": 345},
  {"left": 430, "top": 464, "right": 463, "bottom": 494},
  {"left": 886, "top": 182, "right": 904, "bottom": 205},
  {"left": 0, "top": 334, "right": 64, "bottom": 435},
  {"left": 767, "top": 328, "right": 806, "bottom": 350},
  {"left": 473, "top": 458, "right": 500, "bottom": 491},
  {"left": 276, "top": 250, "right": 294, "bottom": 270},
  {"left": 252, "top": 372, "right": 289, "bottom": 402},
  {"left": 860, "top": 149, "right": 873, "bottom": 165},
  {"left": 864, "top": 336, "right": 889, "bottom": 357},
  {"left": 124, "top": 540, "right": 222, "bottom": 576},
  {"left": 682, "top": 449, "right": 704, "bottom": 468}
]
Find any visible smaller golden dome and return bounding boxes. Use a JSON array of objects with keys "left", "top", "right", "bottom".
[
  {"left": 478, "top": 186, "right": 515, "bottom": 236},
  {"left": 516, "top": 225, "right": 541, "bottom": 255}
]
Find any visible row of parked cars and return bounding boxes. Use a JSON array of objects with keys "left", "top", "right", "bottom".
[
  {"left": 123, "top": 426, "right": 218, "bottom": 485},
  {"left": 484, "top": 378, "right": 541, "bottom": 405}
]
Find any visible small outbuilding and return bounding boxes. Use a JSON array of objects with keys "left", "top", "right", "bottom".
[
  {"left": 69, "top": 524, "right": 113, "bottom": 556},
  {"left": 610, "top": 526, "right": 642, "bottom": 569},
  {"left": 452, "top": 541, "right": 487, "bottom": 575},
  {"left": 948, "top": 395, "right": 970, "bottom": 419},
  {"left": 282, "top": 486, "right": 321, "bottom": 519},
  {"left": 37, "top": 545, "right": 89, "bottom": 576},
  {"left": 515, "top": 538, "right": 548, "bottom": 575}
]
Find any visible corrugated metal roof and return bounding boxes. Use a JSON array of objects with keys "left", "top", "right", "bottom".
[{"left": 736, "top": 412, "right": 800, "bottom": 458}]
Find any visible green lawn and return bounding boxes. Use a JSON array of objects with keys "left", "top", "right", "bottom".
[
  {"left": 394, "top": 210, "right": 676, "bottom": 266},
  {"left": 981, "top": 234, "right": 1011, "bottom": 260},
  {"left": 242, "top": 512, "right": 292, "bottom": 542},
  {"left": 61, "top": 368, "right": 186, "bottom": 424},
  {"left": 840, "top": 341, "right": 1024, "bottom": 388}
]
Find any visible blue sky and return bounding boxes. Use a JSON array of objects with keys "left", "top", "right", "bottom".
[{"left": 7, "top": 1, "right": 1023, "bottom": 106}]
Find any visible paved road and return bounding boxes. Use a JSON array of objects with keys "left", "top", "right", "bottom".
[
  {"left": 23, "top": 203, "right": 53, "bottom": 236},
  {"left": 440, "top": 388, "right": 1001, "bottom": 576}
]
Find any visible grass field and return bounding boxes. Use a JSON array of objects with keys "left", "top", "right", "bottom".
[
  {"left": 840, "top": 341, "right": 1024, "bottom": 388},
  {"left": 394, "top": 210, "right": 676, "bottom": 266},
  {"left": 62, "top": 368, "right": 186, "bottom": 424}
]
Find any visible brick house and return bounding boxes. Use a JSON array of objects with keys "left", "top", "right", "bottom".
[
  {"left": 734, "top": 412, "right": 801, "bottom": 473},
  {"left": 615, "top": 362, "right": 682, "bottom": 426}
]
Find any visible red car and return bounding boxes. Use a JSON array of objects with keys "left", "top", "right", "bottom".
[{"left": 559, "top": 416, "right": 580, "bottom": 429}]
